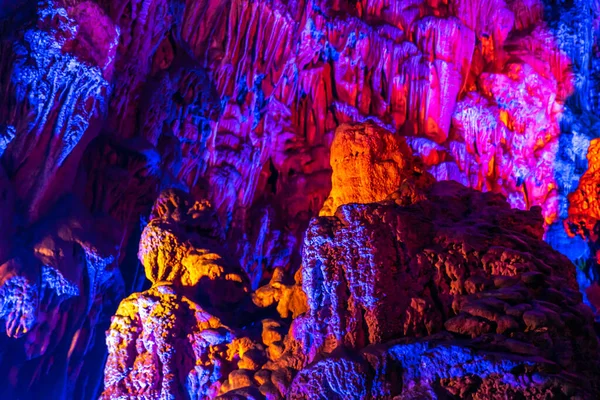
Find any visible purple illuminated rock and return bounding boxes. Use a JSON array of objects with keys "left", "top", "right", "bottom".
[
  {"left": 0, "top": 0, "right": 117, "bottom": 222},
  {"left": 104, "top": 180, "right": 600, "bottom": 399},
  {"left": 0, "top": 0, "right": 597, "bottom": 398},
  {"left": 280, "top": 180, "right": 600, "bottom": 398}
]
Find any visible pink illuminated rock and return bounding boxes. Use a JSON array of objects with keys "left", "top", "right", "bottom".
[
  {"left": 404, "top": 16, "right": 475, "bottom": 143},
  {"left": 97, "top": 0, "right": 181, "bottom": 138}
]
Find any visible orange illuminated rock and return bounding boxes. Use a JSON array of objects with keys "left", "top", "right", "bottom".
[
  {"left": 566, "top": 138, "right": 600, "bottom": 242},
  {"left": 102, "top": 189, "right": 270, "bottom": 399},
  {"left": 102, "top": 285, "right": 231, "bottom": 400},
  {"left": 320, "top": 122, "right": 433, "bottom": 216},
  {"left": 138, "top": 189, "right": 251, "bottom": 311},
  {"left": 252, "top": 268, "right": 308, "bottom": 319}
]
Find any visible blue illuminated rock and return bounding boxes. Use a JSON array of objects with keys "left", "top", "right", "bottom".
[{"left": 282, "top": 180, "right": 600, "bottom": 398}]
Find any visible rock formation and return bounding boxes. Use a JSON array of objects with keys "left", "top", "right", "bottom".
[
  {"left": 319, "top": 122, "right": 432, "bottom": 216},
  {"left": 0, "top": 195, "right": 120, "bottom": 399},
  {"left": 102, "top": 189, "right": 258, "bottom": 399},
  {"left": 566, "top": 138, "right": 600, "bottom": 313},
  {"left": 286, "top": 180, "right": 600, "bottom": 398},
  {"left": 0, "top": 0, "right": 598, "bottom": 398},
  {"left": 102, "top": 177, "right": 600, "bottom": 399}
]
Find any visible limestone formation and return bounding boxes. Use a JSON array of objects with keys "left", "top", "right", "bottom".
[
  {"left": 102, "top": 189, "right": 260, "bottom": 399},
  {"left": 101, "top": 180, "right": 600, "bottom": 399},
  {"left": 0, "top": 0, "right": 597, "bottom": 397},
  {"left": 0, "top": 196, "right": 119, "bottom": 399},
  {"left": 319, "top": 122, "right": 433, "bottom": 216},
  {"left": 283, "top": 180, "right": 600, "bottom": 398}
]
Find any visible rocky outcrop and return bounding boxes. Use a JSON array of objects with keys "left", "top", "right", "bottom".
[
  {"left": 0, "top": 3, "right": 125, "bottom": 397},
  {"left": 319, "top": 122, "right": 432, "bottom": 216},
  {"left": 0, "top": 1, "right": 117, "bottom": 223},
  {"left": 281, "top": 180, "right": 600, "bottom": 398},
  {"left": 566, "top": 138, "right": 600, "bottom": 314},
  {"left": 567, "top": 138, "right": 600, "bottom": 245},
  {"left": 127, "top": 0, "right": 591, "bottom": 286},
  {"left": 0, "top": 195, "right": 120, "bottom": 399},
  {"left": 102, "top": 180, "right": 600, "bottom": 399},
  {"left": 101, "top": 189, "right": 258, "bottom": 399},
  {"left": 0, "top": 0, "right": 598, "bottom": 397}
]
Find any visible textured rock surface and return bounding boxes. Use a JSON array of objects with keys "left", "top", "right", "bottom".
[
  {"left": 567, "top": 138, "right": 600, "bottom": 314},
  {"left": 0, "top": 195, "right": 120, "bottom": 399},
  {"left": 92, "top": 0, "right": 597, "bottom": 289},
  {"left": 281, "top": 180, "right": 600, "bottom": 398},
  {"left": 0, "top": 0, "right": 598, "bottom": 398},
  {"left": 0, "top": 1, "right": 117, "bottom": 222},
  {"left": 102, "top": 189, "right": 255, "bottom": 399},
  {"left": 104, "top": 180, "right": 600, "bottom": 399},
  {"left": 102, "top": 189, "right": 285, "bottom": 399},
  {"left": 320, "top": 122, "right": 432, "bottom": 216}
]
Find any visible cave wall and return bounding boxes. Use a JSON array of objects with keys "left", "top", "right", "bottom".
[{"left": 0, "top": 0, "right": 598, "bottom": 398}]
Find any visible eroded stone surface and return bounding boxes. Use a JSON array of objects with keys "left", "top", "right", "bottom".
[
  {"left": 0, "top": 195, "right": 120, "bottom": 399},
  {"left": 281, "top": 180, "right": 600, "bottom": 398},
  {"left": 0, "top": 0, "right": 597, "bottom": 397},
  {"left": 0, "top": 1, "right": 117, "bottom": 222},
  {"left": 566, "top": 138, "right": 600, "bottom": 314},
  {"left": 102, "top": 189, "right": 261, "bottom": 399},
  {"left": 101, "top": 180, "right": 600, "bottom": 399},
  {"left": 320, "top": 122, "right": 432, "bottom": 216}
]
